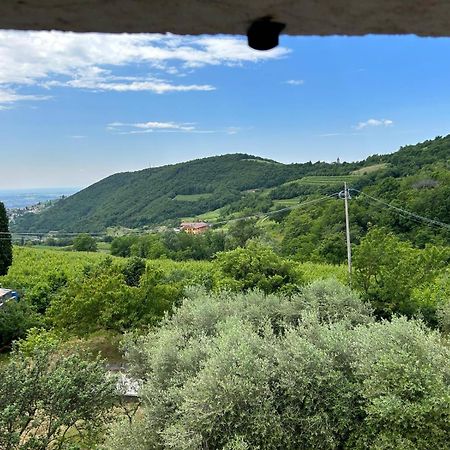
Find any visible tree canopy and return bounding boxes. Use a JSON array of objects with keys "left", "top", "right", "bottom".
[{"left": 0, "top": 201, "right": 12, "bottom": 276}]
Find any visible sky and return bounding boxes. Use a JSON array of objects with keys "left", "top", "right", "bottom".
[{"left": 1, "top": 31, "right": 450, "bottom": 189}]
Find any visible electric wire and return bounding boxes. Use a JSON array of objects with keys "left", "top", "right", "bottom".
[
  {"left": 351, "top": 188, "right": 450, "bottom": 231},
  {"left": 0, "top": 193, "right": 341, "bottom": 239}
]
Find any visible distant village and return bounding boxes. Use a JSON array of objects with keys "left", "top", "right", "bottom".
[{"left": 6, "top": 198, "right": 63, "bottom": 223}]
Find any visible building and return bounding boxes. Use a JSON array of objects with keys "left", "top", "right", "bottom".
[{"left": 180, "top": 222, "right": 210, "bottom": 235}]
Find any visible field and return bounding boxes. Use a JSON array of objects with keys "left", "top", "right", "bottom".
[
  {"left": 0, "top": 246, "right": 115, "bottom": 291},
  {"left": 173, "top": 193, "right": 212, "bottom": 202},
  {"left": 0, "top": 246, "right": 346, "bottom": 293},
  {"left": 352, "top": 163, "right": 388, "bottom": 175},
  {"left": 286, "top": 175, "right": 360, "bottom": 186}
]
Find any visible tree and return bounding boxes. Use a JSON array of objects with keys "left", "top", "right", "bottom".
[
  {"left": 0, "top": 201, "right": 12, "bottom": 276},
  {"left": 73, "top": 233, "right": 97, "bottom": 252},
  {"left": 104, "top": 285, "right": 450, "bottom": 450},
  {"left": 0, "top": 343, "right": 117, "bottom": 450},
  {"left": 353, "top": 227, "right": 449, "bottom": 318},
  {"left": 0, "top": 300, "right": 41, "bottom": 350},
  {"left": 111, "top": 236, "right": 139, "bottom": 257},
  {"left": 225, "top": 219, "right": 261, "bottom": 249},
  {"left": 122, "top": 257, "right": 146, "bottom": 287},
  {"left": 215, "top": 242, "right": 301, "bottom": 294}
]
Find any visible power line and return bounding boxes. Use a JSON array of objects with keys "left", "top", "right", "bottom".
[
  {"left": 210, "top": 192, "right": 341, "bottom": 227},
  {"left": 0, "top": 232, "right": 107, "bottom": 236},
  {"left": 351, "top": 189, "right": 450, "bottom": 231}
]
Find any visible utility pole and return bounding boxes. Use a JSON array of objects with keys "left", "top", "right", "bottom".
[{"left": 344, "top": 182, "right": 352, "bottom": 286}]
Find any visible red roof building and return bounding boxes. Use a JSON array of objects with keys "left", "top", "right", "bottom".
[{"left": 180, "top": 222, "right": 210, "bottom": 234}]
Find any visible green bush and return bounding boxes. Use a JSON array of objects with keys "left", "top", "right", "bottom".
[
  {"left": 0, "top": 300, "right": 41, "bottom": 349},
  {"left": 354, "top": 227, "right": 449, "bottom": 319},
  {"left": 215, "top": 242, "right": 302, "bottom": 294},
  {"left": 105, "top": 282, "right": 450, "bottom": 450},
  {"left": 73, "top": 233, "right": 98, "bottom": 252},
  {"left": 0, "top": 343, "right": 117, "bottom": 449}
]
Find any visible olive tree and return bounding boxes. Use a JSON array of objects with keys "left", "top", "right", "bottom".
[
  {"left": 0, "top": 344, "right": 118, "bottom": 450},
  {"left": 104, "top": 281, "right": 450, "bottom": 450}
]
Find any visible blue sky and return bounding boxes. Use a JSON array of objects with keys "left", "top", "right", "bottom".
[{"left": 1, "top": 31, "right": 450, "bottom": 189}]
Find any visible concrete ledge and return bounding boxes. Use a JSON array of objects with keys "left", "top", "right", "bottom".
[{"left": 2, "top": 0, "right": 450, "bottom": 36}]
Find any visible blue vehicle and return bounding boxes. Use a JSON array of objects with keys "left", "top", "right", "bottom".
[{"left": 0, "top": 288, "right": 19, "bottom": 307}]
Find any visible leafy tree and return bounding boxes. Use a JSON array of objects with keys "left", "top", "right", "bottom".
[
  {"left": 122, "top": 257, "right": 146, "bottom": 287},
  {"left": 73, "top": 233, "right": 97, "bottom": 252},
  {"left": 215, "top": 242, "right": 301, "bottom": 294},
  {"left": 47, "top": 262, "right": 137, "bottom": 334},
  {"left": 0, "top": 300, "right": 41, "bottom": 350},
  {"left": 412, "top": 271, "right": 450, "bottom": 330},
  {"left": 353, "top": 227, "right": 449, "bottom": 318},
  {"left": 0, "top": 201, "right": 12, "bottom": 276},
  {"left": 225, "top": 219, "right": 261, "bottom": 249},
  {"left": 48, "top": 259, "right": 182, "bottom": 333},
  {"left": 111, "top": 235, "right": 139, "bottom": 257},
  {"left": 0, "top": 343, "right": 117, "bottom": 450}
]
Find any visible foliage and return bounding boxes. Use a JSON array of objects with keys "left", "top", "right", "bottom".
[
  {"left": 0, "top": 201, "right": 12, "bottom": 276},
  {"left": 412, "top": 271, "right": 450, "bottom": 331},
  {"left": 73, "top": 233, "right": 98, "bottom": 252},
  {"left": 353, "top": 227, "right": 449, "bottom": 319},
  {"left": 225, "top": 219, "right": 261, "bottom": 249},
  {"left": 215, "top": 242, "right": 302, "bottom": 294},
  {"left": 47, "top": 258, "right": 183, "bottom": 334},
  {"left": 122, "top": 257, "right": 146, "bottom": 287},
  {"left": 16, "top": 153, "right": 347, "bottom": 232},
  {"left": 0, "top": 300, "right": 41, "bottom": 350},
  {"left": 0, "top": 343, "right": 117, "bottom": 450},
  {"left": 105, "top": 284, "right": 450, "bottom": 450}
]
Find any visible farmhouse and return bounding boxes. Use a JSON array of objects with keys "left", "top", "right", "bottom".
[{"left": 180, "top": 222, "right": 210, "bottom": 235}]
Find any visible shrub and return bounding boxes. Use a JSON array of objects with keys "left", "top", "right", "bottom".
[
  {"left": 0, "top": 344, "right": 117, "bottom": 450},
  {"left": 73, "top": 233, "right": 98, "bottom": 252},
  {"left": 105, "top": 283, "right": 450, "bottom": 450}
]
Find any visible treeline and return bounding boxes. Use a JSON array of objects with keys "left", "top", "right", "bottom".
[
  {"left": 1, "top": 227, "right": 449, "bottom": 350},
  {"left": 110, "top": 220, "right": 261, "bottom": 260}
]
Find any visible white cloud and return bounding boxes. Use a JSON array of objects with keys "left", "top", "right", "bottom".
[
  {"left": 0, "top": 88, "right": 50, "bottom": 106},
  {"left": 108, "top": 121, "right": 201, "bottom": 134},
  {"left": 285, "top": 79, "right": 304, "bottom": 86},
  {"left": 0, "top": 31, "right": 290, "bottom": 106},
  {"left": 355, "top": 118, "right": 394, "bottom": 130},
  {"left": 108, "top": 121, "right": 245, "bottom": 135}
]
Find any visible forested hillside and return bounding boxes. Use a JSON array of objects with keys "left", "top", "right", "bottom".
[
  {"left": 12, "top": 135, "right": 450, "bottom": 236},
  {"left": 13, "top": 154, "right": 358, "bottom": 232}
]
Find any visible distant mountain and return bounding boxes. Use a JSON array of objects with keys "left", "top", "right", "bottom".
[{"left": 12, "top": 137, "right": 450, "bottom": 233}]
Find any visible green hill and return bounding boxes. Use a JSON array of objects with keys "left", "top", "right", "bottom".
[
  {"left": 12, "top": 154, "right": 358, "bottom": 232},
  {"left": 12, "top": 135, "right": 450, "bottom": 233}
]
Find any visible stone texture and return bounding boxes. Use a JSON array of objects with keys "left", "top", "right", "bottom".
[{"left": 1, "top": 0, "right": 450, "bottom": 36}]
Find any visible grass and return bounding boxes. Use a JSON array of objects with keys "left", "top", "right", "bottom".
[
  {"left": 273, "top": 175, "right": 360, "bottom": 193},
  {"left": 352, "top": 163, "right": 388, "bottom": 175},
  {"left": 180, "top": 207, "right": 223, "bottom": 223},
  {"left": 297, "top": 175, "right": 360, "bottom": 185},
  {"left": 173, "top": 193, "right": 212, "bottom": 202},
  {"left": 273, "top": 197, "right": 304, "bottom": 207},
  {"left": 97, "top": 241, "right": 111, "bottom": 254},
  {"left": 242, "top": 158, "right": 281, "bottom": 165}
]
